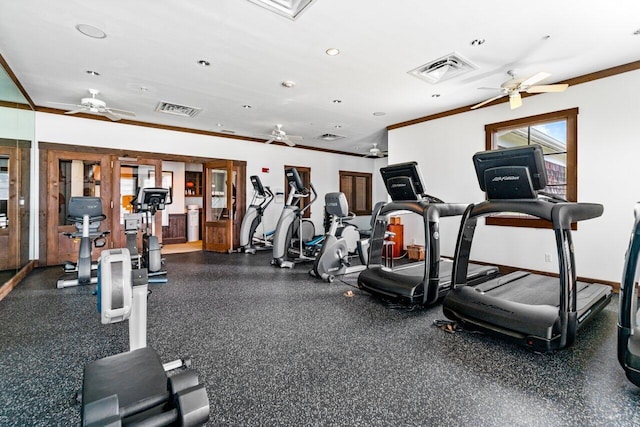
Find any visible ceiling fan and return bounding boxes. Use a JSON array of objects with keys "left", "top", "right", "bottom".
[
  {"left": 471, "top": 71, "right": 568, "bottom": 110},
  {"left": 263, "top": 124, "right": 302, "bottom": 147},
  {"left": 363, "top": 143, "right": 388, "bottom": 158},
  {"left": 50, "top": 89, "right": 136, "bottom": 121}
]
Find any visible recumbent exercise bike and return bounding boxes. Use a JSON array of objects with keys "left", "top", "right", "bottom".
[{"left": 57, "top": 197, "right": 110, "bottom": 289}]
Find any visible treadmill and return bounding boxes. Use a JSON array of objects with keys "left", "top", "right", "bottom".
[
  {"left": 618, "top": 203, "right": 640, "bottom": 386},
  {"left": 357, "top": 162, "right": 499, "bottom": 306},
  {"left": 442, "top": 146, "right": 612, "bottom": 352}
]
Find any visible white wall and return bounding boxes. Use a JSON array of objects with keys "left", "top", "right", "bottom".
[
  {"left": 388, "top": 69, "right": 640, "bottom": 283},
  {"left": 34, "top": 112, "right": 386, "bottom": 252}
]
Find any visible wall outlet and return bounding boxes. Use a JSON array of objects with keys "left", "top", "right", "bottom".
[{"left": 544, "top": 253, "right": 552, "bottom": 263}]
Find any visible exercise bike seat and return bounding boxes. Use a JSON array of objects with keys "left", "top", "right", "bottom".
[{"left": 82, "top": 346, "right": 168, "bottom": 424}]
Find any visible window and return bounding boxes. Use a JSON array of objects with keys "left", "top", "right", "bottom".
[
  {"left": 484, "top": 108, "right": 578, "bottom": 228},
  {"left": 339, "top": 170, "right": 372, "bottom": 216}
]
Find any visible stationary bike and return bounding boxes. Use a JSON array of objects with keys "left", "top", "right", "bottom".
[
  {"left": 80, "top": 248, "right": 210, "bottom": 426},
  {"left": 239, "top": 175, "right": 275, "bottom": 254},
  {"left": 271, "top": 167, "right": 323, "bottom": 269},
  {"left": 125, "top": 187, "right": 171, "bottom": 278},
  {"left": 57, "top": 197, "right": 110, "bottom": 289},
  {"left": 311, "top": 192, "right": 367, "bottom": 283}
]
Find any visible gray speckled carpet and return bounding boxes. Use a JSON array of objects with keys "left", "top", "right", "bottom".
[{"left": 1, "top": 250, "right": 639, "bottom": 426}]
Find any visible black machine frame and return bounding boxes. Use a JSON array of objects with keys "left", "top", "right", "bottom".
[
  {"left": 618, "top": 203, "right": 640, "bottom": 386},
  {"left": 357, "top": 161, "right": 498, "bottom": 306},
  {"left": 443, "top": 146, "right": 612, "bottom": 352}
]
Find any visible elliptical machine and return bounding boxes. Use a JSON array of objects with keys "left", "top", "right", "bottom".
[
  {"left": 271, "top": 167, "right": 322, "bottom": 269},
  {"left": 311, "top": 192, "right": 368, "bottom": 282},
  {"left": 239, "top": 175, "right": 275, "bottom": 254},
  {"left": 125, "top": 187, "right": 171, "bottom": 278},
  {"left": 57, "top": 197, "right": 110, "bottom": 289},
  {"left": 81, "top": 248, "right": 210, "bottom": 426}
]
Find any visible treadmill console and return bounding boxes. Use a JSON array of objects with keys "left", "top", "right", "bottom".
[
  {"left": 473, "top": 145, "right": 547, "bottom": 200},
  {"left": 380, "top": 161, "right": 426, "bottom": 201}
]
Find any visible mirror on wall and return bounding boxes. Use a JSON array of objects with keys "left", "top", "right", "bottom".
[{"left": 0, "top": 59, "right": 34, "bottom": 288}]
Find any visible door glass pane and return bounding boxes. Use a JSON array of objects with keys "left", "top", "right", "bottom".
[
  {"left": 58, "top": 159, "right": 102, "bottom": 225},
  {"left": 210, "top": 169, "right": 227, "bottom": 220},
  {"left": 0, "top": 156, "right": 8, "bottom": 229},
  {"left": 120, "top": 164, "right": 156, "bottom": 224}
]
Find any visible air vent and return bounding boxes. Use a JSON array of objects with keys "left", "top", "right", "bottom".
[
  {"left": 247, "top": 0, "right": 315, "bottom": 20},
  {"left": 155, "top": 101, "right": 202, "bottom": 118},
  {"left": 317, "top": 133, "right": 345, "bottom": 141},
  {"left": 408, "top": 52, "right": 477, "bottom": 84}
]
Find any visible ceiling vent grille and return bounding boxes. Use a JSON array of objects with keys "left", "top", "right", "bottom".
[
  {"left": 408, "top": 52, "right": 477, "bottom": 84},
  {"left": 317, "top": 133, "right": 345, "bottom": 141},
  {"left": 155, "top": 101, "right": 202, "bottom": 118},
  {"left": 247, "top": 0, "right": 315, "bottom": 20}
]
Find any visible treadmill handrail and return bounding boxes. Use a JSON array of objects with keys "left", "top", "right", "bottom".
[
  {"left": 468, "top": 199, "right": 603, "bottom": 228},
  {"left": 450, "top": 198, "right": 604, "bottom": 348},
  {"left": 367, "top": 200, "right": 469, "bottom": 305}
]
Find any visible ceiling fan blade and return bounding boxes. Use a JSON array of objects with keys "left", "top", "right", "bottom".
[
  {"left": 282, "top": 137, "right": 296, "bottom": 147},
  {"left": 101, "top": 110, "right": 122, "bottom": 121},
  {"left": 470, "top": 94, "right": 505, "bottom": 110},
  {"left": 50, "top": 101, "right": 83, "bottom": 108},
  {"left": 509, "top": 92, "right": 523, "bottom": 109},
  {"left": 526, "top": 83, "right": 568, "bottom": 93},
  {"left": 264, "top": 138, "right": 275, "bottom": 144},
  {"left": 64, "top": 108, "right": 87, "bottom": 115},
  {"left": 107, "top": 107, "right": 136, "bottom": 117},
  {"left": 520, "top": 71, "right": 550, "bottom": 88},
  {"left": 287, "top": 135, "right": 303, "bottom": 140}
]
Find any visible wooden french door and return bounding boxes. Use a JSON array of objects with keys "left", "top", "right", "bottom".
[
  {"left": 0, "top": 146, "right": 18, "bottom": 270},
  {"left": 111, "top": 158, "right": 163, "bottom": 250},
  {"left": 46, "top": 150, "right": 113, "bottom": 266},
  {"left": 203, "top": 160, "right": 246, "bottom": 252}
]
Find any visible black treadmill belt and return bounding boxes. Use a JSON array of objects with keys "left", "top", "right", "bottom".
[
  {"left": 474, "top": 271, "right": 609, "bottom": 313},
  {"left": 358, "top": 259, "right": 498, "bottom": 302}
]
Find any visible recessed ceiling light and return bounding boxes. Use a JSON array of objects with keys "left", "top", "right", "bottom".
[
  {"left": 334, "top": 125, "right": 342, "bottom": 129},
  {"left": 216, "top": 123, "right": 223, "bottom": 127},
  {"left": 281, "top": 80, "right": 295, "bottom": 88},
  {"left": 634, "top": 29, "right": 640, "bottom": 35},
  {"left": 432, "top": 94, "right": 441, "bottom": 98},
  {"left": 197, "top": 60, "right": 211, "bottom": 67},
  {"left": 75, "top": 24, "right": 107, "bottom": 39},
  {"left": 326, "top": 48, "right": 340, "bottom": 56},
  {"left": 332, "top": 99, "right": 342, "bottom": 104},
  {"left": 85, "top": 70, "right": 100, "bottom": 76},
  {"left": 470, "top": 39, "right": 485, "bottom": 46},
  {"left": 242, "top": 105, "right": 252, "bottom": 109},
  {"left": 373, "top": 112, "right": 386, "bottom": 116}
]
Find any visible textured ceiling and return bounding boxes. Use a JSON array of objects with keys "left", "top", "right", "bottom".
[{"left": 1, "top": 0, "right": 639, "bottom": 155}]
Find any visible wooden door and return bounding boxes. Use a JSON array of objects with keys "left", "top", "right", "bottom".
[
  {"left": 111, "top": 157, "right": 162, "bottom": 250},
  {"left": 46, "top": 150, "right": 113, "bottom": 266},
  {"left": 0, "top": 146, "right": 18, "bottom": 270},
  {"left": 203, "top": 160, "right": 246, "bottom": 252}
]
